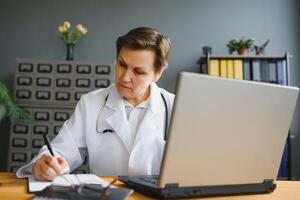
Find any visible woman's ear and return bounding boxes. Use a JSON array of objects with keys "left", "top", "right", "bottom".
[{"left": 152, "top": 68, "right": 165, "bottom": 82}]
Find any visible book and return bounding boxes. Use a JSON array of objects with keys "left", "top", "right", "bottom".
[
  {"left": 233, "top": 60, "right": 243, "bottom": 80},
  {"left": 268, "top": 61, "right": 277, "bottom": 84},
  {"left": 227, "top": 60, "right": 234, "bottom": 78},
  {"left": 209, "top": 59, "right": 219, "bottom": 76},
  {"left": 252, "top": 60, "right": 261, "bottom": 82},
  {"left": 200, "top": 63, "right": 207, "bottom": 74},
  {"left": 277, "top": 60, "right": 288, "bottom": 85},
  {"left": 243, "top": 60, "right": 251, "bottom": 80},
  {"left": 220, "top": 60, "right": 227, "bottom": 77},
  {"left": 260, "top": 60, "right": 270, "bottom": 83}
]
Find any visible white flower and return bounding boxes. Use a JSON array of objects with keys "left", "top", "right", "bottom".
[
  {"left": 75, "top": 24, "right": 83, "bottom": 30},
  {"left": 58, "top": 26, "right": 68, "bottom": 33},
  {"left": 63, "top": 21, "right": 71, "bottom": 29},
  {"left": 80, "top": 27, "right": 88, "bottom": 34},
  {"left": 75, "top": 24, "right": 88, "bottom": 34},
  {"left": 58, "top": 26, "right": 65, "bottom": 33},
  {"left": 63, "top": 26, "right": 69, "bottom": 32}
]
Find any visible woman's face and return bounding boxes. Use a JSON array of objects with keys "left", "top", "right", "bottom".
[{"left": 115, "top": 47, "right": 163, "bottom": 105}]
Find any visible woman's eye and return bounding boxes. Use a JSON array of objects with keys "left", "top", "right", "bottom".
[
  {"left": 118, "top": 60, "right": 126, "bottom": 68},
  {"left": 135, "top": 70, "right": 145, "bottom": 75}
]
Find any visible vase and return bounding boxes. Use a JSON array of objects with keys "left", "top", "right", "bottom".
[{"left": 66, "top": 43, "right": 75, "bottom": 61}]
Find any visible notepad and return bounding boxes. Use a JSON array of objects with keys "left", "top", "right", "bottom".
[{"left": 28, "top": 174, "right": 116, "bottom": 192}]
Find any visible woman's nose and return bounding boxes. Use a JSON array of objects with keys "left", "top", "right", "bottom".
[{"left": 121, "top": 69, "right": 132, "bottom": 81}]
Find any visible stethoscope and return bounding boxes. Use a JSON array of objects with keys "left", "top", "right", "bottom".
[{"left": 96, "top": 92, "right": 169, "bottom": 140}]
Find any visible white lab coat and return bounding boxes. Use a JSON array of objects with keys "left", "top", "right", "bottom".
[{"left": 17, "top": 83, "right": 174, "bottom": 177}]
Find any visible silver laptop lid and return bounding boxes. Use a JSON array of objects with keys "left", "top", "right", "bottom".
[{"left": 159, "top": 72, "right": 299, "bottom": 187}]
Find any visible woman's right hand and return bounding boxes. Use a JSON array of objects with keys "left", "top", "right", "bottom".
[{"left": 33, "top": 154, "right": 68, "bottom": 181}]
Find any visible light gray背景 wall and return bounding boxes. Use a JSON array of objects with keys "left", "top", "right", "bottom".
[{"left": 1, "top": 0, "right": 300, "bottom": 179}]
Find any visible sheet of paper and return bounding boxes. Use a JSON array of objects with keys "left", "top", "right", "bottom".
[
  {"left": 52, "top": 174, "right": 116, "bottom": 188},
  {"left": 28, "top": 175, "right": 52, "bottom": 192},
  {"left": 28, "top": 174, "right": 116, "bottom": 192}
]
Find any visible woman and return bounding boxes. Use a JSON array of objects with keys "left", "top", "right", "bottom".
[{"left": 17, "top": 27, "right": 174, "bottom": 181}]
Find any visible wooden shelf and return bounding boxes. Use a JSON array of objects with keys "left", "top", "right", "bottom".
[{"left": 197, "top": 54, "right": 289, "bottom": 64}]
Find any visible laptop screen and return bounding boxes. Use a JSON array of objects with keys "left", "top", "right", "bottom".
[{"left": 159, "top": 72, "right": 298, "bottom": 187}]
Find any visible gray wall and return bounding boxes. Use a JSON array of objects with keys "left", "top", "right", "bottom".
[{"left": 1, "top": 0, "right": 300, "bottom": 178}]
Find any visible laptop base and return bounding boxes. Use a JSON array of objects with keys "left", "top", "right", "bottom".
[{"left": 118, "top": 176, "right": 276, "bottom": 199}]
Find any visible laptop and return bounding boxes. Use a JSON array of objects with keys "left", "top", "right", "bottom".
[{"left": 118, "top": 72, "right": 299, "bottom": 199}]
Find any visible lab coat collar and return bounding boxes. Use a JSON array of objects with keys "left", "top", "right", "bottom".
[
  {"left": 105, "top": 84, "right": 121, "bottom": 110},
  {"left": 148, "top": 82, "right": 166, "bottom": 114}
]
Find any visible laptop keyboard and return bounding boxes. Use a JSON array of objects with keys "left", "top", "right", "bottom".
[{"left": 140, "top": 177, "right": 158, "bottom": 185}]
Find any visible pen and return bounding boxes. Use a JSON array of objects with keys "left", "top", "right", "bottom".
[
  {"left": 42, "top": 134, "right": 55, "bottom": 156},
  {"left": 101, "top": 178, "right": 117, "bottom": 196}
]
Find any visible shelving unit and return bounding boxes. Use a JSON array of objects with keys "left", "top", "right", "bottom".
[{"left": 197, "top": 53, "right": 290, "bottom": 85}]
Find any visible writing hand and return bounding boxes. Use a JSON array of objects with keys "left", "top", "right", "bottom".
[{"left": 33, "top": 154, "right": 68, "bottom": 181}]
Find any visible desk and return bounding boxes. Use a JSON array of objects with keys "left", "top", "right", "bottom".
[{"left": 1, "top": 172, "right": 300, "bottom": 200}]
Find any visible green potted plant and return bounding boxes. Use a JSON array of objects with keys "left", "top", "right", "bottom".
[
  {"left": 0, "top": 81, "right": 31, "bottom": 123},
  {"left": 226, "top": 37, "right": 255, "bottom": 55}
]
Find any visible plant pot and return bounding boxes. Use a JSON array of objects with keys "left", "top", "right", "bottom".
[{"left": 238, "top": 48, "right": 249, "bottom": 55}]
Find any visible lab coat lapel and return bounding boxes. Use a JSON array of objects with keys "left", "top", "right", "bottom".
[
  {"left": 104, "top": 86, "right": 133, "bottom": 153},
  {"left": 128, "top": 83, "right": 166, "bottom": 175},
  {"left": 134, "top": 111, "right": 161, "bottom": 144},
  {"left": 134, "top": 83, "right": 165, "bottom": 144}
]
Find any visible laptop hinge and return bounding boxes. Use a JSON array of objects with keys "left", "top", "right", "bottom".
[
  {"left": 165, "top": 183, "right": 179, "bottom": 188},
  {"left": 263, "top": 179, "right": 273, "bottom": 184},
  {"left": 263, "top": 179, "right": 276, "bottom": 192}
]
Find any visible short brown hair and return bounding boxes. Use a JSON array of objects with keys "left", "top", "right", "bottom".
[{"left": 116, "top": 27, "right": 171, "bottom": 71}]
